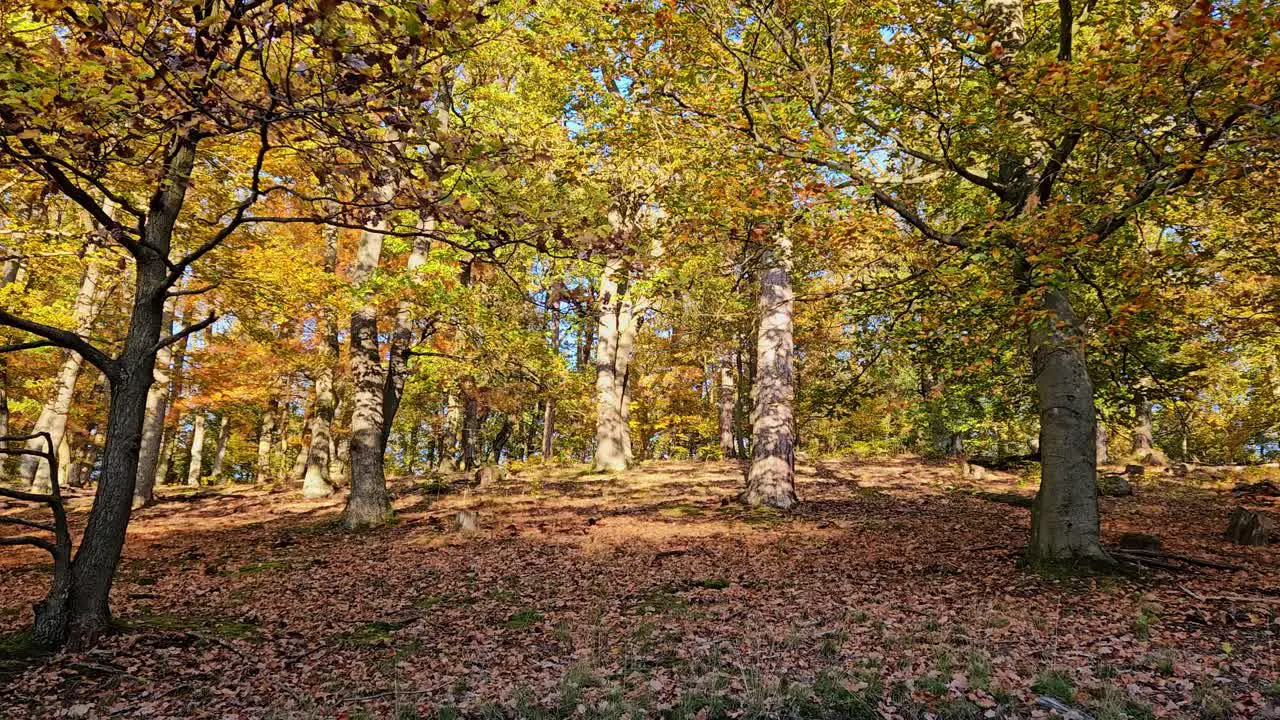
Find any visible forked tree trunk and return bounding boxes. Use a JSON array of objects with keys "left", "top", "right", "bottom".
[
  {"left": 718, "top": 351, "right": 736, "bottom": 458},
  {"left": 342, "top": 189, "right": 394, "bottom": 529},
  {"left": 133, "top": 306, "right": 177, "bottom": 507},
  {"left": 744, "top": 236, "right": 798, "bottom": 509},
  {"left": 50, "top": 133, "right": 200, "bottom": 649},
  {"left": 381, "top": 227, "right": 432, "bottom": 456},
  {"left": 1027, "top": 286, "right": 1109, "bottom": 565},
  {"left": 184, "top": 413, "right": 206, "bottom": 487}
]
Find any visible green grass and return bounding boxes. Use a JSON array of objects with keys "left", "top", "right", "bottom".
[
  {"left": 502, "top": 609, "right": 544, "bottom": 630},
  {"left": 1031, "top": 668, "right": 1075, "bottom": 703}
]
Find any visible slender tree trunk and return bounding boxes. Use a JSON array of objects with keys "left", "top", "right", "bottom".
[
  {"left": 256, "top": 399, "right": 277, "bottom": 483},
  {"left": 491, "top": 415, "right": 513, "bottom": 462},
  {"left": 184, "top": 413, "right": 206, "bottom": 487},
  {"left": 541, "top": 285, "right": 561, "bottom": 460},
  {"left": 593, "top": 257, "right": 628, "bottom": 471},
  {"left": 460, "top": 393, "right": 480, "bottom": 470},
  {"left": 209, "top": 415, "right": 230, "bottom": 483},
  {"left": 342, "top": 193, "right": 394, "bottom": 529},
  {"left": 381, "top": 226, "right": 432, "bottom": 455},
  {"left": 303, "top": 223, "right": 341, "bottom": 498},
  {"left": 744, "top": 236, "right": 798, "bottom": 509},
  {"left": 1096, "top": 421, "right": 1110, "bottom": 465},
  {"left": 152, "top": 324, "right": 190, "bottom": 488},
  {"left": 718, "top": 351, "right": 736, "bottom": 458},
  {"left": 1027, "top": 286, "right": 1109, "bottom": 565},
  {"left": 22, "top": 247, "right": 107, "bottom": 492},
  {"left": 132, "top": 306, "right": 177, "bottom": 507}
]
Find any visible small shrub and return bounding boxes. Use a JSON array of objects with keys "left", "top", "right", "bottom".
[
  {"left": 670, "top": 447, "right": 691, "bottom": 461},
  {"left": 696, "top": 445, "right": 723, "bottom": 461}
]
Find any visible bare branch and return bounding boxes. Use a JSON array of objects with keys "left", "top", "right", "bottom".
[
  {"left": 0, "top": 535, "right": 56, "bottom": 553},
  {"left": 0, "top": 517, "right": 55, "bottom": 533},
  {"left": 0, "top": 310, "right": 119, "bottom": 381},
  {"left": 0, "top": 339, "right": 55, "bottom": 353},
  {"left": 151, "top": 311, "right": 216, "bottom": 355},
  {"left": 167, "top": 282, "right": 221, "bottom": 298}
]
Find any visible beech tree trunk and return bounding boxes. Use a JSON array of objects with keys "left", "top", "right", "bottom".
[
  {"left": 342, "top": 191, "right": 394, "bottom": 529},
  {"left": 21, "top": 245, "right": 107, "bottom": 492},
  {"left": 303, "top": 223, "right": 341, "bottom": 497},
  {"left": 256, "top": 399, "right": 277, "bottom": 482},
  {"left": 461, "top": 393, "right": 480, "bottom": 470},
  {"left": 1096, "top": 421, "right": 1110, "bottom": 465},
  {"left": 1131, "top": 398, "right": 1154, "bottom": 453},
  {"left": 744, "top": 236, "right": 798, "bottom": 509},
  {"left": 593, "top": 257, "right": 630, "bottom": 472},
  {"left": 718, "top": 351, "right": 736, "bottom": 458},
  {"left": 152, "top": 325, "right": 190, "bottom": 488},
  {"left": 542, "top": 285, "right": 561, "bottom": 460},
  {"left": 133, "top": 306, "right": 177, "bottom": 507},
  {"left": 381, "top": 227, "right": 431, "bottom": 456},
  {"left": 209, "top": 415, "right": 229, "bottom": 482},
  {"left": 1027, "top": 286, "right": 1109, "bottom": 565},
  {"left": 184, "top": 413, "right": 206, "bottom": 487}
]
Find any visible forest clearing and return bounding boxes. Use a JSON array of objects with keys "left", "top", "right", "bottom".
[
  {"left": 1, "top": 0, "right": 1279, "bottom": 717},
  {"left": 3, "top": 458, "right": 1279, "bottom": 719}
]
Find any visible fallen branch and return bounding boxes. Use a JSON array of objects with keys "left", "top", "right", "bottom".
[
  {"left": 1036, "top": 695, "right": 1095, "bottom": 720},
  {"left": 1180, "top": 585, "right": 1280, "bottom": 605},
  {"left": 1110, "top": 551, "right": 1183, "bottom": 571},
  {"left": 1117, "top": 548, "right": 1244, "bottom": 571}
]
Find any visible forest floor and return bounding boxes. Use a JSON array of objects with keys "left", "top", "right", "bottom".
[{"left": 1, "top": 457, "right": 1279, "bottom": 720}]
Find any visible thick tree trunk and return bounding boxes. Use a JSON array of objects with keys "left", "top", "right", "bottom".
[
  {"left": 255, "top": 399, "right": 277, "bottom": 482},
  {"left": 1027, "top": 287, "right": 1109, "bottom": 565},
  {"left": 209, "top": 415, "right": 229, "bottom": 482},
  {"left": 1131, "top": 398, "right": 1154, "bottom": 453},
  {"left": 342, "top": 206, "right": 393, "bottom": 529},
  {"left": 21, "top": 248, "right": 106, "bottom": 492},
  {"left": 184, "top": 413, "right": 206, "bottom": 487},
  {"left": 744, "top": 236, "right": 798, "bottom": 509},
  {"left": 718, "top": 352, "right": 736, "bottom": 458},
  {"left": 133, "top": 306, "right": 177, "bottom": 507},
  {"left": 593, "top": 257, "right": 629, "bottom": 472}
]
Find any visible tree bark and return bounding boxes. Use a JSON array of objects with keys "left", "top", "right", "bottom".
[
  {"left": 593, "top": 257, "right": 629, "bottom": 472},
  {"left": 256, "top": 399, "right": 277, "bottom": 483},
  {"left": 209, "top": 415, "right": 230, "bottom": 482},
  {"left": 133, "top": 305, "right": 177, "bottom": 508},
  {"left": 303, "top": 223, "right": 341, "bottom": 498},
  {"left": 1027, "top": 286, "right": 1109, "bottom": 565},
  {"left": 381, "top": 224, "right": 432, "bottom": 455},
  {"left": 184, "top": 413, "right": 206, "bottom": 487},
  {"left": 744, "top": 236, "right": 798, "bottom": 509},
  {"left": 541, "top": 285, "right": 561, "bottom": 460},
  {"left": 718, "top": 351, "right": 737, "bottom": 458},
  {"left": 61, "top": 132, "right": 199, "bottom": 648},
  {"left": 152, "top": 323, "right": 190, "bottom": 488},
  {"left": 342, "top": 190, "right": 394, "bottom": 529},
  {"left": 21, "top": 243, "right": 107, "bottom": 492},
  {"left": 1131, "top": 397, "right": 1154, "bottom": 453},
  {"left": 1096, "top": 421, "right": 1110, "bottom": 465},
  {"left": 460, "top": 393, "right": 480, "bottom": 470}
]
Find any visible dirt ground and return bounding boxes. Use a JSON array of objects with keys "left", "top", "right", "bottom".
[{"left": 1, "top": 457, "right": 1278, "bottom": 719}]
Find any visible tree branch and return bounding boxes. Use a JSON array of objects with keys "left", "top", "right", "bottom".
[
  {"left": 151, "top": 312, "right": 216, "bottom": 355},
  {"left": 0, "top": 310, "right": 119, "bottom": 381}
]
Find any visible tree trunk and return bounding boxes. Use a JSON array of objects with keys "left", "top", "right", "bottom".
[
  {"left": 1096, "top": 421, "right": 1110, "bottom": 465},
  {"left": 381, "top": 226, "right": 432, "bottom": 455},
  {"left": 593, "top": 257, "right": 629, "bottom": 472},
  {"left": 541, "top": 285, "right": 561, "bottom": 460},
  {"left": 461, "top": 393, "right": 480, "bottom": 470},
  {"left": 184, "top": 413, "right": 206, "bottom": 487},
  {"left": 59, "top": 133, "right": 199, "bottom": 649},
  {"left": 1027, "top": 286, "right": 1109, "bottom": 565},
  {"left": 491, "top": 415, "right": 513, "bottom": 462},
  {"left": 744, "top": 236, "right": 798, "bottom": 509},
  {"left": 718, "top": 351, "right": 736, "bottom": 458},
  {"left": 303, "top": 223, "right": 341, "bottom": 498},
  {"left": 152, "top": 314, "right": 191, "bottom": 488},
  {"left": 209, "top": 415, "right": 230, "bottom": 483},
  {"left": 342, "top": 200, "right": 394, "bottom": 529},
  {"left": 132, "top": 306, "right": 177, "bottom": 508},
  {"left": 256, "top": 399, "right": 277, "bottom": 482},
  {"left": 21, "top": 246, "right": 107, "bottom": 492},
  {"left": 1131, "top": 397, "right": 1154, "bottom": 453}
]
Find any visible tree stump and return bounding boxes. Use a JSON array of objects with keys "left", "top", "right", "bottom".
[
  {"left": 1226, "top": 506, "right": 1273, "bottom": 546},
  {"left": 1124, "top": 464, "right": 1146, "bottom": 478},
  {"left": 454, "top": 510, "right": 480, "bottom": 533},
  {"left": 474, "top": 465, "right": 507, "bottom": 487}
]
